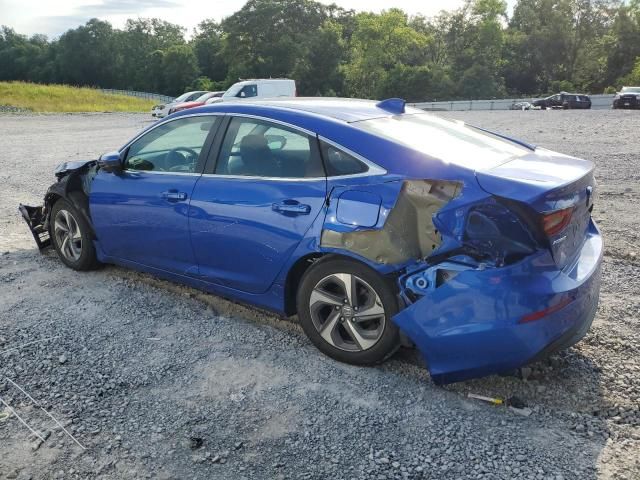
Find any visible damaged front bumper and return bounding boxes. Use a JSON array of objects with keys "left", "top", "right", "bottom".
[
  {"left": 18, "top": 204, "right": 50, "bottom": 250},
  {"left": 393, "top": 220, "right": 603, "bottom": 384}
]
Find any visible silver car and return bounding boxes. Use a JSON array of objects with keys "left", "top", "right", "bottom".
[{"left": 151, "top": 91, "right": 209, "bottom": 118}]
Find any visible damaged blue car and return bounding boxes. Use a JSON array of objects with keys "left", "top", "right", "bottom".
[{"left": 20, "top": 98, "right": 603, "bottom": 384}]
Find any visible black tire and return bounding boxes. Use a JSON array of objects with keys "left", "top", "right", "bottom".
[
  {"left": 50, "top": 199, "right": 100, "bottom": 271},
  {"left": 296, "top": 257, "right": 401, "bottom": 365}
]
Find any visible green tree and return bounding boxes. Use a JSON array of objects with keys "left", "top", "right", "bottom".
[
  {"left": 222, "top": 0, "right": 328, "bottom": 81},
  {"left": 344, "top": 9, "right": 430, "bottom": 98},
  {"left": 192, "top": 20, "right": 228, "bottom": 82},
  {"left": 440, "top": 0, "right": 507, "bottom": 97},
  {"left": 0, "top": 27, "right": 54, "bottom": 82},
  {"left": 605, "top": 1, "right": 640, "bottom": 87},
  {"left": 618, "top": 56, "right": 640, "bottom": 85},
  {"left": 379, "top": 64, "right": 454, "bottom": 101},
  {"left": 292, "top": 20, "right": 346, "bottom": 95},
  {"left": 55, "top": 19, "right": 117, "bottom": 87},
  {"left": 115, "top": 18, "right": 187, "bottom": 92},
  {"left": 162, "top": 44, "right": 199, "bottom": 95}
]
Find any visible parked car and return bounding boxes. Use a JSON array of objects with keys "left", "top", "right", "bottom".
[
  {"left": 205, "top": 92, "right": 227, "bottom": 104},
  {"left": 151, "top": 91, "right": 209, "bottom": 118},
  {"left": 19, "top": 97, "right": 602, "bottom": 384},
  {"left": 207, "top": 79, "right": 297, "bottom": 104},
  {"left": 167, "top": 91, "right": 225, "bottom": 115},
  {"left": 533, "top": 92, "right": 592, "bottom": 109},
  {"left": 510, "top": 101, "right": 532, "bottom": 110},
  {"left": 612, "top": 86, "right": 640, "bottom": 109}
]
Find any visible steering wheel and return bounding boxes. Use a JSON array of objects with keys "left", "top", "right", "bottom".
[{"left": 166, "top": 147, "right": 199, "bottom": 172}]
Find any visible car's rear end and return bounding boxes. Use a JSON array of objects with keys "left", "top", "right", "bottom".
[
  {"left": 613, "top": 89, "right": 640, "bottom": 109},
  {"left": 391, "top": 145, "right": 602, "bottom": 383},
  {"left": 351, "top": 113, "right": 604, "bottom": 383}
]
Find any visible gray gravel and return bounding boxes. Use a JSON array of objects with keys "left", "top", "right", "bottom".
[{"left": 0, "top": 111, "right": 639, "bottom": 480}]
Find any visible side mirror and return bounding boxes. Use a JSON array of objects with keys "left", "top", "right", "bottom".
[{"left": 98, "top": 151, "right": 123, "bottom": 174}]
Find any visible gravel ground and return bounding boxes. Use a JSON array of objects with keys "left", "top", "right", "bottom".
[{"left": 0, "top": 111, "right": 638, "bottom": 480}]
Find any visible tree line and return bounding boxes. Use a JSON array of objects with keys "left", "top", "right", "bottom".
[{"left": 1, "top": 0, "right": 640, "bottom": 101}]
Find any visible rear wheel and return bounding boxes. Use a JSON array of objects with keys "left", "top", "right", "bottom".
[
  {"left": 50, "top": 199, "right": 99, "bottom": 271},
  {"left": 297, "top": 258, "right": 401, "bottom": 365}
]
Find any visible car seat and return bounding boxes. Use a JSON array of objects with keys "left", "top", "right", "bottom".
[{"left": 238, "top": 135, "right": 279, "bottom": 176}]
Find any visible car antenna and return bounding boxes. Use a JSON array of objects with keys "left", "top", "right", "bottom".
[{"left": 376, "top": 98, "right": 406, "bottom": 114}]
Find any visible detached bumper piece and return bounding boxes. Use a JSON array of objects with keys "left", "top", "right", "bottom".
[{"left": 18, "top": 204, "right": 51, "bottom": 250}]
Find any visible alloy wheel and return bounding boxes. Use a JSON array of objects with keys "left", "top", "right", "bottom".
[
  {"left": 53, "top": 209, "right": 83, "bottom": 262},
  {"left": 309, "top": 273, "right": 386, "bottom": 352}
]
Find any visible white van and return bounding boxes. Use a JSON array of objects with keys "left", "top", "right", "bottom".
[{"left": 207, "top": 79, "right": 296, "bottom": 104}]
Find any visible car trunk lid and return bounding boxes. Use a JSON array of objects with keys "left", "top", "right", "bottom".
[{"left": 475, "top": 149, "right": 595, "bottom": 268}]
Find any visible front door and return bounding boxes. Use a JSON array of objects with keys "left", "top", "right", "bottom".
[
  {"left": 90, "top": 115, "right": 221, "bottom": 275},
  {"left": 189, "top": 115, "right": 327, "bottom": 294}
]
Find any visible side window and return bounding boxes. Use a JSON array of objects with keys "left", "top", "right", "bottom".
[
  {"left": 320, "top": 141, "right": 369, "bottom": 177},
  {"left": 215, "top": 117, "right": 324, "bottom": 178},
  {"left": 238, "top": 84, "right": 257, "bottom": 98},
  {"left": 125, "top": 116, "right": 218, "bottom": 173}
]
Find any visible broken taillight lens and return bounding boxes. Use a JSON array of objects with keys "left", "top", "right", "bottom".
[{"left": 541, "top": 207, "right": 573, "bottom": 236}]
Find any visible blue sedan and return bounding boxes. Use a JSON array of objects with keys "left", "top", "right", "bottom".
[{"left": 20, "top": 98, "right": 603, "bottom": 383}]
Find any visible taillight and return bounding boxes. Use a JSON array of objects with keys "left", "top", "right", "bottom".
[{"left": 541, "top": 207, "right": 573, "bottom": 236}]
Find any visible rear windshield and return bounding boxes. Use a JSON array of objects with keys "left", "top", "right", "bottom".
[
  {"left": 621, "top": 87, "right": 640, "bottom": 94},
  {"left": 356, "top": 114, "right": 529, "bottom": 169}
]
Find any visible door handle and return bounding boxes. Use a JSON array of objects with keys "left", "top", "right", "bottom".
[
  {"left": 161, "top": 190, "right": 188, "bottom": 201},
  {"left": 272, "top": 201, "right": 311, "bottom": 215}
]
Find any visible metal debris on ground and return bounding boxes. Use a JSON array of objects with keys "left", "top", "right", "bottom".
[{"left": 468, "top": 393, "right": 529, "bottom": 411}]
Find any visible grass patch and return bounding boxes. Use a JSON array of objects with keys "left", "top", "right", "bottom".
[{"left": 0, "top": 81, "right": 157, "bottom": 112}]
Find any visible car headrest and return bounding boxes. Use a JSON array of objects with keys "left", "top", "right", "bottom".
[{"left": 240, "top": 135, "right": 269, "bottom": 152}]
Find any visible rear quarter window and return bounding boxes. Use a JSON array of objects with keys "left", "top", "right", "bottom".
[{"left": 320, "top": 141, "right": 368, "bottom": 176}]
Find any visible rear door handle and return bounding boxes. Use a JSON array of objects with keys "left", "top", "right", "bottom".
[
  {"left": 161, "top": 190, "right": 188, "bottom": 201},
  {"left": 272, "top": 201, "right": 311, "bottom": 215}
]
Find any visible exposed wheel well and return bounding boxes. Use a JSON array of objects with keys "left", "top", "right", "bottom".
[
  {"left": 46, "top": 190, "right": 95, "bottom": 239},
  {"left": 284, "top": 252, "right": 404, "bottom": 316},
  {"left": 284, "top": 253, "right": 324, "bottom": 316}
]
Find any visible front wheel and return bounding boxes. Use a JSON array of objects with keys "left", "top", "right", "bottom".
[
  {"left": 50, "top": 199, "right": 100, "bottom": 271},
  {"left": 296, "top": 258, "right": 401, "bottom": 365}
]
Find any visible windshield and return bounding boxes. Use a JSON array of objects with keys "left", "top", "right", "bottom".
[
  {"left": 223, "top": 84, "right": 243, "bottom": 98},
  {"left": 621, "top": 87, "right": 640, "bottom": 93},
  {"left": 173, "top": 92, "right": 192, "bottom": 103},
  {"left": 356, "top": 114, "right": 529, "bottom": 169},
  {"left": 194, "top": 92, "right": 215, "bottom": 102}
]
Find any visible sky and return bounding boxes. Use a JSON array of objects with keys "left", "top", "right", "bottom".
[{"left": 0, "top": 0, "right": 516, "bottom": 39}]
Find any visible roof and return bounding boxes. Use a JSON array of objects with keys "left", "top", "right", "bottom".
[{"left": 193, "top": 97, "right": 424, "bottom": 123}]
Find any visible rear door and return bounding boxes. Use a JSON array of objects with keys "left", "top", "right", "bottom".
[
  {"left": 90, "top": 115, "right": 221, "bottom": 275},
  {"left": 189, "top": 115, "right": 327, "bottom": 293}
]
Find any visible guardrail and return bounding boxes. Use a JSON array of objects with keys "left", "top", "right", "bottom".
[
  {"left": 409, "top": 94, "right": 616, "bottom": 111},
  {"left": 100, "top": 89, "right": 174, "bottom": 104}
]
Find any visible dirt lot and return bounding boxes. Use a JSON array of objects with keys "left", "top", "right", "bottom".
[{"left": 0, "top": 111, "right": 638, "bottom": 480}]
